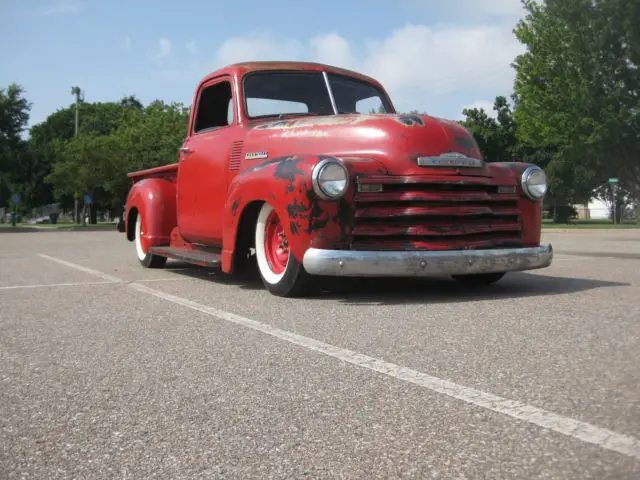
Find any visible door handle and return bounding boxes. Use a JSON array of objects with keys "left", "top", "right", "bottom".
[{"left": 179, "top": 147, "right": 193, "bottom": 155}]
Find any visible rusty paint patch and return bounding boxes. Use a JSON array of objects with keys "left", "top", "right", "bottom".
[
  {"left": 231, "top": 199, "right": 240, "bottom": 216},
  {"left": 286, "top": 198, "right": 307, "bottom": 219},
  {"left": 331, "top": 198, "right": 354, "bottom": 240},
  {"left": 243, "top": 155, "right": 296, "bottom": 174},
  {"left": 274, "top": 157, "right": 304, "bottom": 186},
  {"left": 306, "top": 189, "right": 329, "bottom": 233}
]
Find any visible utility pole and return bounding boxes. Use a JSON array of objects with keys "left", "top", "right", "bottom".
[
  {"left": 613, "top": 183, "right": 617, "bottom": 225},
  {"left": 71, "top": 86, "right": 83, "bottom": 224}
]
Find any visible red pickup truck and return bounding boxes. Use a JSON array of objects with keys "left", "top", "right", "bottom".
[{"left": 123, "top": 61, "right": 552, "bottom": 296}]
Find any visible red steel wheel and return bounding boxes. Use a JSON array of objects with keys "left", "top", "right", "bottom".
[
  {"left": 254, "top": 202, "right": 315, "bottom": 297},
  {"left": 263, "top": 209, "right": 289, "bottom": 275}
]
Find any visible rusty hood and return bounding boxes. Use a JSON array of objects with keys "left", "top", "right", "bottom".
[{"left": 243, "top": 113, "right": 491, "bottom": 177}]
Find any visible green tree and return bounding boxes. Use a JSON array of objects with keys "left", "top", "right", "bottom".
[
  {"left": 512, "top": 0, "right": 640, "bottom": 219},
  {"left": 460, "top": 96, "right": 520, "bottom": 163},
  {"left": 0, "top": 83, "right": 31, "bottom": 209},
  {"left": 46, "top": 99, "right": 189, "bottom": 222}
]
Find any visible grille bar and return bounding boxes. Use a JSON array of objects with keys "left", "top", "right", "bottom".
[
  {"left": 353, "top": 221, "right": 521, "bottom": 237},
  {"left": 351, "top": 175, "right": 522, "bottom": 251},
  {"left": 355, "top": 205, "right": 519, "bottom": 219},
  {"left": 355, "top": 191, "right": 518, "bottom": 203}
]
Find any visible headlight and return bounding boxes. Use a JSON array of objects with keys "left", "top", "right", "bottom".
[
  {"left": 312, "top": 158, "right": 349, "bottom": 200},
  {"left": 521, "top": 166, "right": 547, "bottom": 201}
]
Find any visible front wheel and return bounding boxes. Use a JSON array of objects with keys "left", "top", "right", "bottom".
[
  {"left": 254, "top": 203, "right": 314, "bottom": 297},
  {"left": 451, "top": 272, "right": 505, "bottom": 287},
  {"left": 134, "top": 212, "right": 167, "bottom": 269}
]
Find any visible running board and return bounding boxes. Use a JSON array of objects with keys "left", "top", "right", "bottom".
[{"left": 149, "top": 246, "right": 221, "bottom": 268}]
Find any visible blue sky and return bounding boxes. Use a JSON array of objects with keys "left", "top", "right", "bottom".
[{"left": 1, "top": 0, "right": 526, "bottom": 129}]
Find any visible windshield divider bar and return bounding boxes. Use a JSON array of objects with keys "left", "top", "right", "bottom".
[{"left": 322, "top": 71, "right": 338, "bottom": 115}]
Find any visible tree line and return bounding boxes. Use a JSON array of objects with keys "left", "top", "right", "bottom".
[
  {"left": 0, "top": 89, "right": 189, "bottom": 223},
  {"left": 1, "top": 0, "right": 638, "bottom": 223}
]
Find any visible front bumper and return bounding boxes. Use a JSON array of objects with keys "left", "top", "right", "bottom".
[{"left": 302, "top": 244, "right": 553, "bottom": 277}]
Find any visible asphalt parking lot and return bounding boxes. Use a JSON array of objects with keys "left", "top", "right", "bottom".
[{"left": 1, "top": 228, "right": 639, "bottom": 479}]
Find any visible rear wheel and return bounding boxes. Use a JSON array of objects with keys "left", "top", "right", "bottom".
[
  {"left": 254, "top": 203, "right": 314, "bottom": 297},
  {"left": 134, "top": 212, "right": 167, "bottom": 269},
  {"left": 451, "top": 272, "right": 505, "bottom": 287}
]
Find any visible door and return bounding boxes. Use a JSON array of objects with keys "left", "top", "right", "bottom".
[{"left": 177, "top": 76, "right": 237, "bottom": 245}]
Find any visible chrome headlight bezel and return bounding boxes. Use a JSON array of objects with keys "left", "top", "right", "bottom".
[
  {"left": 311, "top": 158, "right": 349, "bottom": 200},
  {"left": 521, "top": 165, "right": 548, "bottom": 201}
]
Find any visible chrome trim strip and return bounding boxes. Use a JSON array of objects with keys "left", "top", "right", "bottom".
[
  {"left": 303, "top": 245, "right": 553, "bottom": 277},
  {"left": 322, "top": 71, "right": 338, "bottom": 115},
  {"left": 417, "top": 152, "right": 484, "bottom": 168}
]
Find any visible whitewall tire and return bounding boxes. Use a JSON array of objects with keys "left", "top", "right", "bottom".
[
  {"left": 254, "top": 203, "right": 314, "bottom": 297},
  {"left": 134, "top": 212, "right": 167, "bottom": 269}
]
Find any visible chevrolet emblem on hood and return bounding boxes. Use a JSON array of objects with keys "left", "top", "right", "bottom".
[{"left": 417, "top": 152, "right": 483, "bottom": 168}]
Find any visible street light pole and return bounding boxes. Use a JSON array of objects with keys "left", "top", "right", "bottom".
[{"left": 71, "top": 86, "right": 83, "bottom": 224}]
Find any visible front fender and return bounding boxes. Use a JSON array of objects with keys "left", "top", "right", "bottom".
[
  {"left": 125, "top": 178, "right": 176, "bottom": 247},
  {"left": 222, "top": 154, "right": 354, "bottom": 271},
  {"left": 489, "top": 162, "right": 544, "bottom": 246}
]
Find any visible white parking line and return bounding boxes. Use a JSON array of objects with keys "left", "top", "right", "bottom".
[
  {"left": 0, "top": 281, "right": 114, "bottom": 291},
  {"left": 38, "top": 253, "right": 640, "bottom": 461},
  {"left": 37, "top": 253, "right": 122, "bottom": 283}
]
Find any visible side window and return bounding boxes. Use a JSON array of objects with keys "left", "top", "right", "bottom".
[{"left": 194, "top": 80, "right": 234, "bottom": 133}]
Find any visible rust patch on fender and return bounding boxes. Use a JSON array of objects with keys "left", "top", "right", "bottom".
[
  {"left": 306, "top": 189, "right": 329, "bottom": 233},
  {"left": 231, "top": 199, "right": 240, "bottom": 217},
  {"left": 286, "top": 198, "right": 307, "bottom": 219},
  {"left": 274, "top": 157, "right": 304, "bottom": 189},
  {"left": 241, "top": 155, "right": 305, "bottom": 193},
  {"left": 332, "top": 198, "right": 354, "bottom": 240},
  {"left": 243, "top": 155, "right": 296, "bottom": 174}
]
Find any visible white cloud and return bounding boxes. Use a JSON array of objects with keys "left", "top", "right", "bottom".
[
  {"left": 206, "top": 22, "right": 523, "bottom": 117},
  {"left": 156, "top": 38, "right": 172, "bottom": 59},
  {"left": 35, "top": 0, "right": 85, "bottom": 16},
  {"left": 215, "top": 33, "right": 305, "bottom": 66},
  {"left": 186, "top": 40, "right": 197, "bottom": 56},
  {"left": 363, "top": 24, "right": 522, "bottom": 97},
  {"left": 457, "top": 100, "right": 498, "bottom": 120},
  {"left": 310, "top": 33, "right": 351, "bottom": 68}
]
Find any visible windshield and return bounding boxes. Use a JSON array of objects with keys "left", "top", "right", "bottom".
[
  {"left": 243, "top": 71, "right": 394, "bottom": 119},
  {"left": 326, "top": 73, "right": 394, "bottom": 114}
]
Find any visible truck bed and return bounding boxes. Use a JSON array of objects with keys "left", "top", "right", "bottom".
[{"left": 127, "top": 163, "right": 179, "bottom": 182}]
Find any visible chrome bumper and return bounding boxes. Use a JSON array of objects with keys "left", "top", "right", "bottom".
[{"left": 303, "top": 244, "right": 553, "bottom": 277}]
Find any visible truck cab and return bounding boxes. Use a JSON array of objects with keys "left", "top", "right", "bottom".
[{"left": 123, "top": 61, "right": 552, "bottom": 296}]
